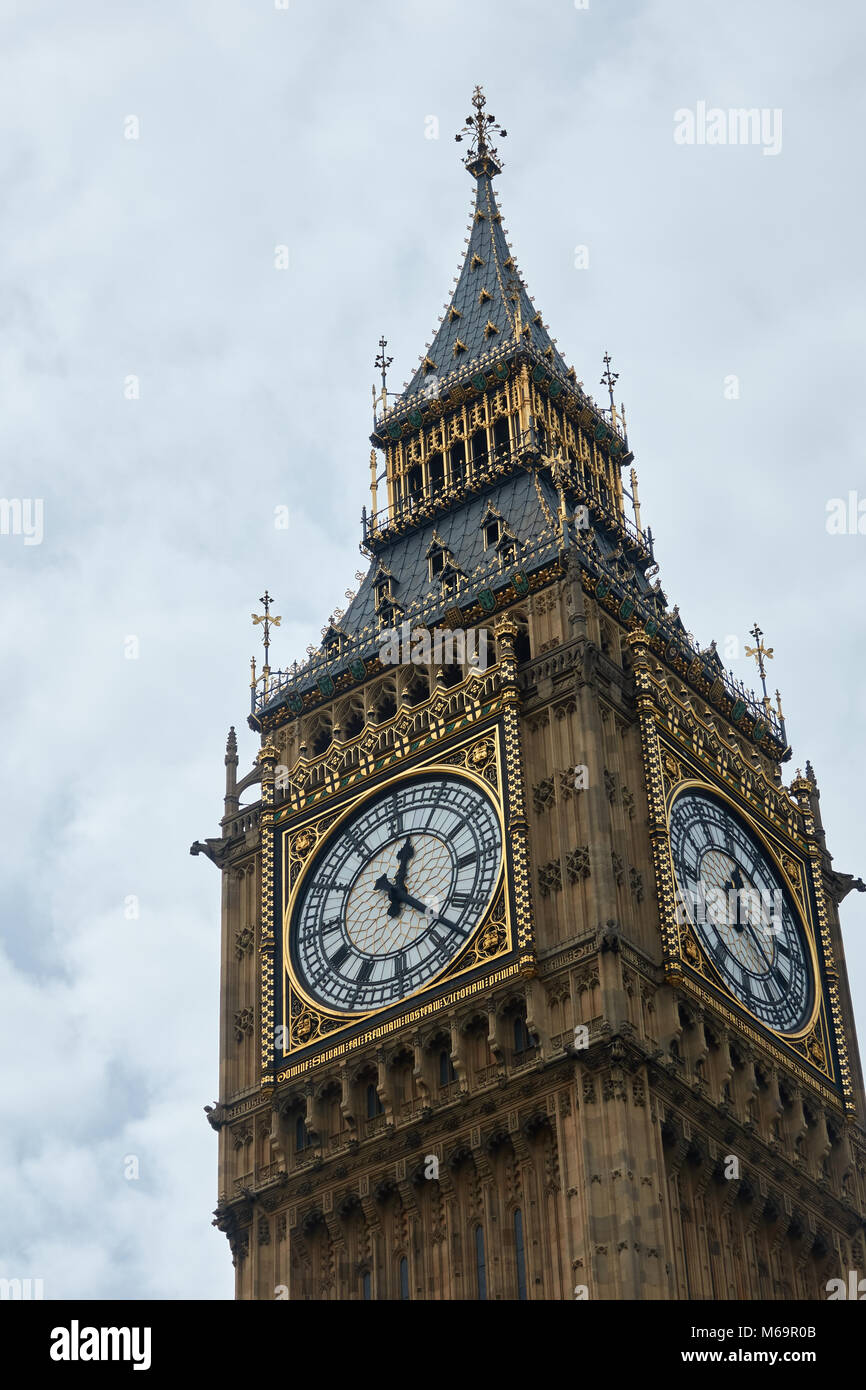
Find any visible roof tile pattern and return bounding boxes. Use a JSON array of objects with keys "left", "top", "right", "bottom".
[{"left": 404, "top": 172, "right": 570, "bottom": 398}]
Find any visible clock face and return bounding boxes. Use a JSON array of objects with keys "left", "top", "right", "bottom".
[
  {"left": 289, "top": 772, "right": 502, "bottom": 1015},
  {"left": 668, "top": 790, "right": 814, "bottom": 1034}
]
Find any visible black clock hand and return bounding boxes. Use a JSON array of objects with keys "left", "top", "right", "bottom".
[
  {"left": 375, "top": 837, "right": 418, "bottom": 918},
  {"left": 722, "top": 864, "right": 776, "bottom": 973},
  {"left": 393, "top": 885, "right": 462, "bottom": 932},
  {"left": 374, "top": 875, "right": 461, "bottom": 930},
  {"left": 373, "top": 871, "right": 404, "bottom": 918},
  {"left": 393, "top": 836, "right": 414, "bottom": 894},
  {"left": 723, "top": 864, "right": 747, "bottom": 932}
]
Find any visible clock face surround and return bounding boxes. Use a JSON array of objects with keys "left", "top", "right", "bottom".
[
  {"left": 288, "top": 771, "right": 503, "bottom": 1015},
  {"left": 668, "top": 787, "right": 814, "bottom": 1035}
]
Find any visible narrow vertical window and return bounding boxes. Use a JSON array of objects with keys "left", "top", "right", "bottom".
[
  {"left": 295, "top": 1115, "right": 306, "bottom": 1152},
  {"left": 514, "top": 1208, "right": 527, "bottom": 1301},
  {"left": 475, "top": 1225, "right": 487, "bottom": 1301},
  {"left": 439, "top": 1048, "right": 454, "bottom": 1086},
  {"left": 399, "top": 1255, "right": 409, "bottom": 1301},
  {"left": 366, "top": 1083, "right": 382, "bottom": 1118},
  {"left": 362, "top": 1271, "right": 371, "bottom": 1301}
]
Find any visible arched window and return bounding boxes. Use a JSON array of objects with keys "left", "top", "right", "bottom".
[
  {"left": 475, "top": 1225, "right": 487, "bottom": 1301},
  {"left": 295, "top": 1115, "right": 307, "bottom": 1152},
  {"left": 407, "top": 464, "right": 423, "bottom": 502},
  {"left": 439, "top": 1049, "right": 454, "bottom": 1086},
  {"left": 449, "top": 440, "right": 466, "bottom": 484},
  {"left": 470, "top": 429, "right": 487, "bottom": 469},
  {"left": 428, "top": 451, "right": 444, "bottom": 495},
  {"left": 366, "top": 1083, "right": 383, "bottom": 1119},
  {"left": 399, "top": 1255, "right": 409, "bottom": 1301},
  {"left": 362, "top": 1271, "right": 371, "bottom": 1301},
  {"left": 514, "top": 1208, "right": 527, "bottom": 1301},
  {"left": 492, "top": 416, "right": 510, "bottom": 456}
]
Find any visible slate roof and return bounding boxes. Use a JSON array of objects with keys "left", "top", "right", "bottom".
[
  {"left": 258, "top": 467, "right": 667, "bottom": 717},
  {"left": 402, "top": 168, "right": 571, "bottom": 400},
  {"left": 260, "top": 470, "right": 566, "bottom": 711}
]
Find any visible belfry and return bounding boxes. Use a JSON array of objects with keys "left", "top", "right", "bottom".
[{"left": 194, "top": 89, "right": 866, "bottom": 1300}]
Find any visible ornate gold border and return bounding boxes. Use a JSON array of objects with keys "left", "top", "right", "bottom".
[
  {"left": 665, "top": 777, "right": 823, "bottom": 1045},
  {"left": 273, "top": 724, "right": 517, "bottom": 1075},
  {"left": 626, "top": 630, "right": 848, "bottom": 1106},
  {"left": 257, "top": 742, "right": 279, "bottom": 1090}
]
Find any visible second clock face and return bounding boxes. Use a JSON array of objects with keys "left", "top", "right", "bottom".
[
  {"left": 290, "top": 772, "right": 502, "bottom": 1014},
  {"left": 668, "top": 789, "right": 814, "bottom": 1034}
]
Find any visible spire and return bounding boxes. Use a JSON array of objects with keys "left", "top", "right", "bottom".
[{"left": 402, "top": 87, "right": 571, "bottom": 401}]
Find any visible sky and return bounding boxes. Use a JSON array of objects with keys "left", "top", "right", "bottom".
[{"left": 1, "top": 0, "right": 864, "bottom": 1300}]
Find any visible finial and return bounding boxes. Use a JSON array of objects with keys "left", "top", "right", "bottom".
[
  {"left": 629, "top": 466, "right": 643, "bottom": 537},
  {"left": 252, "top": 591, "right": 281, "bottom": 702},
  {"left": 369, "top": 449, "right": 379, "bottom": 521},
  {"left": 374, "top": 335, "right": 393, "bottom": 413},
  {"left": 601, "top": 351, "right": 620, "bottom": 433},
  {"left": 455, "top": 85, "right": 507, "bottom": 176},
  {"left": 505, "top": 274, "right": 523, "bottom": 343},
  {"left": 745, "top": 622, "right": 774, "bottom": 712},
  {"left": 225, "top": 726, "right": 237, "bottom": 760}
]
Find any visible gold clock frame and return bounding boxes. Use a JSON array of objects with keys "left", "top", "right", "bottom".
[
  {"left": 665, "top": 778, "right": 822, "bottom": 1043},
  {"left": 627, "top": 628, "right": 853, "bottom": 1112},
  {"left": 271, "top": 724, "right": 523, "bottom": 1082}
]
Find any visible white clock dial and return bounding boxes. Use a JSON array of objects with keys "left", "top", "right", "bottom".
[
  {"left": 290, "top": 773, "right": 502, "bottom": 1013},
  {"left": 669, "top": 789, "right": 813, "bottom": 1034}
]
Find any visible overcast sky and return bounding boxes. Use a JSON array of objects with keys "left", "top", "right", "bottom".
[{"left": 1, "top": 0, "right": 864, "bottom": 1300}]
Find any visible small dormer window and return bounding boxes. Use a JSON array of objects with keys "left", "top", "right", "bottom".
[
  {"left": 375, "top": 576, "right": 392, "bottom": 605},
  {"left": 484, "top": 520, "right": 500, "bottom": 549},
  {"left": 430, "top": 550, "right": 446, "bottom": 579},
  {"left": 499, "top": 539, "right": 516, "bottom": 567}
]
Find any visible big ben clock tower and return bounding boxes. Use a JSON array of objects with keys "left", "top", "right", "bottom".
[{"left": 193, "top": 89, "right": 866, "bottom": 1300}]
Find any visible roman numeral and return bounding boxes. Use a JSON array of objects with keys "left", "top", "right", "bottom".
[{"left": 457, "top": 853, "right": 475, "bottom": 869}]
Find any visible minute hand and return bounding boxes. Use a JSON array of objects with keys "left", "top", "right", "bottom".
[{"left": 388, "top": 882, "right": 460, "bottom": 930}]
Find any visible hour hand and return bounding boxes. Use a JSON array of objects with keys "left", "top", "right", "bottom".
[
  {"left": 393, "top": 836, "right": 414, "bottom": 893},
  {"left": 374, "top": 872, "right": 404, "bottom": 918}
]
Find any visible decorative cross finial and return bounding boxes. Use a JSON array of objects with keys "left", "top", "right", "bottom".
[
  {"left": 252, "top": 590, "right": 281, "bottom": 671},
  {"left": 745, "top": 622, "right": 774, "bottom": 712},
  {"left": 455, "top": 86, "right": 507, "bottom": 173},
  {"left": 374, "top": 335, "right": 393, "bottom": 415},
  {"left": 601, "top": 351, "right": 620, "bottom": 430},
  {"left": 375, "top": 336, "right": 392, "bottom": 395}
]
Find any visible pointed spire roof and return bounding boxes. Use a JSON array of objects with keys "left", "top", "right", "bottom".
[{"left": 401, "top": 88, "right": 571, "bottom": 401}]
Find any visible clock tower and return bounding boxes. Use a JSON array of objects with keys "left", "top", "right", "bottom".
[{"left": 193, "top": 89, "right": 866, "bottom": 1300}]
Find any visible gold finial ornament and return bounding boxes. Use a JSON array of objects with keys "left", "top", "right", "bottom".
[
  {"left": 455, "top": 85, "right": 507, "bottom": 173},
  {"left": 630, "top": 466, "right": 643, "bottom": 536},
  {"left": 744, "top": 622, "right": 774, "bottom": 714},
  {"left": 251, "top": 590, "right": 281, "bottom": 702},
  {"left": 369, "top": 449, "right": 379, "bottom": 518}
]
